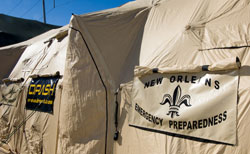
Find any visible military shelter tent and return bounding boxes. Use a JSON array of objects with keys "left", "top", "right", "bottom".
[
  {"left": 0, "top": 0, "right": 250, "bottom": 154},
  {"left": 0, "top": 14, "right": 60, "bottom": 47},
  {"left": 0, "top": 26, "right": 68, "bottom": 82}
]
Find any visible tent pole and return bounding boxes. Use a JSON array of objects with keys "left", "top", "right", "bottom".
[{"left": 42, "top": 0, "right": 46, "bottom": 24}]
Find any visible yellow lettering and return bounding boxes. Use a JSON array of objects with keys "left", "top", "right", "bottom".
[
  {"left": 43, "top": 84, "right": 50, "bottom": 95},
  {"left": 39, "top": 85, "right": 45, "bottom": 95},
  {"left": 35, "top": 84, "right": 42, "bottom": 95},
  {"left": 28, "top": 84, "right": 36, "bottom": 95},
  {"left": 29, "top": 82, "right": 57, "bottom": 96},
  {"left": 44, "top": 84, "right": 56, "bottom": 96},
  {"left": 48, "top": 100, "right": 52, "bottom": 104},
  {"left": 49, "top": 84, "right": 56, "bottom": 96}
]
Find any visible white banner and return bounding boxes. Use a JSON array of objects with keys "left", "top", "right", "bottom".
[{"left": 129, "top": 70, "right": 238, "bottom": 144}]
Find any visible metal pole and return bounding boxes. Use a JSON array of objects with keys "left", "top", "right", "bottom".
[
  {"left": 54, "top": 0, "right": 55, "bottom": 8},
  {"left": 42, "top": 0, "right": 46, "bottom": 24}
]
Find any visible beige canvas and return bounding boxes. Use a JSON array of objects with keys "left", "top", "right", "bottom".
[{"left": 0, "top": 0, "right": 250, "bottom": 153}]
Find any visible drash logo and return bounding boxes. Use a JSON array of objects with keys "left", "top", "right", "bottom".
[{"left": 160, "top": 85, "right": 191, "bottom": 118}]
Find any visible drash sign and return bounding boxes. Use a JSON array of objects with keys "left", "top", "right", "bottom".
[
  {"left": 129, "top": 70, "right": 238, "bottom": 144},
  {"left": 26, "top": 77, "right": 59, "bottom": 113}
]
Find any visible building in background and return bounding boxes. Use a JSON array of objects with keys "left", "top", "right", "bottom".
[{"left": 0, "top": 14, "right": 59, "bottom": 47}]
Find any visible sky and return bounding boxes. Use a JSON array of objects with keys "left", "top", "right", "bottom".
[{"left": 0, "top": 0, "right": 132, "bottom": 26}]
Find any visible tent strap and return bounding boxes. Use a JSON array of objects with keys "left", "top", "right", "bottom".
[{"left": 114, "top": 88, "right": 120, "bottom": 141}]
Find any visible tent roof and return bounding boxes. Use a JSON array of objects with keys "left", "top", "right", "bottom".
[{"left": 0, "top": 25, "right": 68, "bottom": 81}]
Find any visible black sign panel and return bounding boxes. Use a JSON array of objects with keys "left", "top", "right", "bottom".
[{"left": 26, "top": 77, "right": 59, "bottom": 113}]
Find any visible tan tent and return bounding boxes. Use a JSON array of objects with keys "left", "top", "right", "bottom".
[
  {"left": 0, "top": 0, "right": 250, "bottom": 153},
  {"left": 0, "top": 26, "right": 68, "bottom": 82}
]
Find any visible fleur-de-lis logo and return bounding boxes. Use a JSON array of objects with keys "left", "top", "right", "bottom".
[{"left": 160, "top": 85, "right": 191, "bottom": 118}]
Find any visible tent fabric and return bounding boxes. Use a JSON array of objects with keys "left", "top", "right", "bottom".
[
  {"left": 57, "top": 2, "right": 151, "bottom": 153},
  {"left": 134, "top": 56, "right": 240, "bottom": 77},
  {"left": 0, "top": 26, "right": 68, "bottom": 82},
  {"left": 0, "top": 0, "right": 250, "bottom": 153},
  {"left": 139, "top": 0, "right": 249, "bottom": 67},
  {"left": 0, "top": 26, "right": 68, "bottom": 153},
  {"left": 117, "top": 0, "right": 250, "bottom": 153}
]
